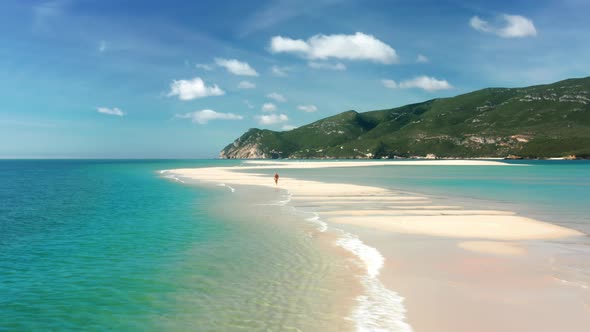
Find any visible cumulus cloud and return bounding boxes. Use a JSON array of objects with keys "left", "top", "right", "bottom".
[
  {"left": 269, "top": 32, "right": 398, "bottom": 64},
  {"left": 214, "top": 58, "right": 259, "bottom": 76},
  {"left": 499, "top": 15, "right": 537, "bottom": 37},
  {"left": 196, "top": 63, "right": 214, "bottom": 71},
  {"left": 271, "top": 65, "right": 290, "bottom": 77},
  {"left": 416, "top": 54, "right": 429, "bottom": 63},
  {"left": 470, "top": 14, "right": 537, "bottom": 38},
  {"left": 470, "top": 16, "right": 492, "bottom": 33},
  {"left": 257, "top": 113, "right": 289, "bottom": 125},
  {"left": 271, "top": 36, "right": 310, "bottom": 53},
  {"left": 282, "top": 124, "right": 297, "bottom": 131},
  {"left": 97, "top": 107, "right": 125, "bottom": 116},
  {"left": 267, "top": 92, "right": 286, "bottom": 102},
  {"left": 382, "top": 76, "right": 452, "bottom": 92},
  {"left": 238, "top": 80, "right": 256, "bottom": 89},
  {"left": 176, "top": 109, "right": 243, "bottom": 124},
  {"left": 308, "top": 61, "right": 346, "bottom": 71},
  {"left": 381, "top": 79, "right": 398, "bottom": 89},
  {"left": 297, "top": 105, "right": 318, "bottom": 113},
  {"left": 262, "top": 103, "right": 277, "bottom": 112},
  {"left": 167, "top": 77, "right": 224, "bottom": 100}
]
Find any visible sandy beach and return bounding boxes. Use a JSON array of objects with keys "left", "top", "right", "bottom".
[{"left": 166, "top": 160, "right": 589, "bottom": 331}]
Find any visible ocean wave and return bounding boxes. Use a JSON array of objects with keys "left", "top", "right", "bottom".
[
  {"left": 159, "top": 171, "right": 186, "bottom": 184},
  {"left": 257, "top": 192, "right": 293, "bottom": 206},
  {"left": 218, "top": 183, "right": 236, "bottom": 193},
  {"left": 277, "top": 192, "right": 293, "bottom": 206},
  {"left": 290, "top": 194, "right": 412, "bottom": 331},
  {"left": 305, "top": 213, "right": 328, "bottom": 233},
  {"left": 336, "top": 234, "right": 412, "bottom": 332}
]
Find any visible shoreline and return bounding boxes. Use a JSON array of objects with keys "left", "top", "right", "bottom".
[
  {"left": 241, "top": 159, "right": 521, "bottom": 167},
  {"left": 163, "top": 166, "right": 415, "bottom": 330},
  {"left": 163, "top": 161, "right": 588, "bottom": 331},
  {"left": 219, "top": 156, "right": 589, "bottom": 161}
]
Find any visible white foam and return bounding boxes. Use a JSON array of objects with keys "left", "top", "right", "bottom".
[
  {"left": 262, "top": 192, "right": 293, "bottom": 206},
  {"left": 163, "top": 174, "right": 185, "bottom": 183},
  {"left": 305, "top": 212, "right": 328, "bottom": 233},
  {"left": 158, "top": 170, "right": 187, "bottom": 183},
  {"left": 277, "top": 192, "right": 293, "bottom": 206},
  {"left": 218, "top": 183, "right": 236, "bottom": 193},
  {"left": 336, "top": 233, "right": 413, "bottom": 332},
  {"left": 282, "top": 187, "right": 412, "bottom": 331},
  {"left": 280, "top": 194, "right": 412, "bottom": 331}
]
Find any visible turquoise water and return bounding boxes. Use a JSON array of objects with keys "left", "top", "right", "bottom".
[
  {"left": 2, "top": 159, "right": 589, "bottom": 331},
  {"left": 0, "top": 160, "right": 356, "bottom": 331}
]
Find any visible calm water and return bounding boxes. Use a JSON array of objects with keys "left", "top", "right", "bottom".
[
  {"left": 0, "top": 160, "right": 355, "bottom": 331},
  {"left": 1, "top": 159, "right": 589, "bottom": 331}
]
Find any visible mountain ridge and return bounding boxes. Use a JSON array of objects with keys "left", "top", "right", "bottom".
[{"left": 220, "top": 76, "right": 590, "bottom": 159}]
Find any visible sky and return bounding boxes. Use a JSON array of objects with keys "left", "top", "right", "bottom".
[{"left": 1, "top": 0, "right": 589, "bottom": 158}]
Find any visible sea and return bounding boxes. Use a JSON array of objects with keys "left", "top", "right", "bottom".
[{"left": 1, "top": 159, "right": 589, "bottom": 331}]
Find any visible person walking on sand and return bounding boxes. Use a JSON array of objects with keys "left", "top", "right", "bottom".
[{"left": 274, "top": 173, "right": 279, "bottom": 186}]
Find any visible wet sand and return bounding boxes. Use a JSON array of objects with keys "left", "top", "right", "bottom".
[{"left": 166, "top": 161, "right": 589, "bottom": 331}]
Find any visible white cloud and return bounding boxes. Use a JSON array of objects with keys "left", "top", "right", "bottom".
[
  {"left": 282, "top": 124, "right": 297, "bottom": 131},
  {"left": 297, "top": 105, "right": 318, "bottom": 113},
  {"left": 470, "top": 16, "right": 492, "bottom": 33},
  {"left": 176, "top": 109, "right": 243, "bottom": 124},
  {"left": 416, "top": 54, "right": 429, "bottom": 63},
  {"left": 499, "top": 15, "right": 537, "bottom": 38},
  {"left": 214, "top": 58, "right": 259, "bottom": 76},
  {"left": 262, "top": 103, "right": 277, "bottom": 112},
  {"left": 381, "top": 79, "right": 398, "bottom": 89},
  {"left": 257, "top": 113, "right": 289, "bottom": 125},
  {"left": 196, "top": 63, "right": 214, "bottom": 71},
  {"left": 382, "top": 76, "right": 452, "bottom": 92},
  {"left": 271, "top": 65, "right": 290, "bottom": 77},
  {"left": 270, "top": 36, "right": 310, "bottom": 53},
  {"left": 308, "top": 61, "right": 346, "bottom": 71},
  {"left": 270, "top": 32, "right": 398, "bottom": 64},
  {"left": 470, "top": 14, "right": 537, "bottom": 38},
  {"left": 267, "top": 92, "right": 286, "bottom": 102},
  {"left": 167, "top": 77, "right": 225, "bottom": 100},
  {"left": 97, "top": 107, "right": 125, "bottom": 116},
  {"left": 98, "top": 40, "right": 107, "bottom": 52},
  {"left": 238, "top": 80, "right": 256, "bottom": 89}
]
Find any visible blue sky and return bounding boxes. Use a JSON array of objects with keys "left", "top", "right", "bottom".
[{"left": 1, "top": 0, "right": 589, "bottom": 158}]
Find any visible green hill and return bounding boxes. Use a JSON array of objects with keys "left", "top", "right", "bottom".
[{"left": 220, "top": 77, "right": 590, "bottom": 159}]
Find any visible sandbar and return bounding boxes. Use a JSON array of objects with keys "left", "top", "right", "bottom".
[
  {"left": 167, "top": 164, "right": 582, "bottom": 241},
  {"left": 164, "top": 161, "right": 588, "bottom": 332}
]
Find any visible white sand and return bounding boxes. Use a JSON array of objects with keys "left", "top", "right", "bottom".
[
  {"left": 168, "top": 163, "right": 582, "bottom": 241},
  {"left": 166, "top": 162, "right": 589, "bottom": 332},
  {"left": 325, "top": 215, "right": 581, "bottom": 240},
  {"left": 319, "top": 209, "right": 516, "bottom": 216}
]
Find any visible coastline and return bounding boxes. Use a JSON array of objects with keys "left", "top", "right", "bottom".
[{"left": 164, "top": 160, "right": 589, "bottom": 331}]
